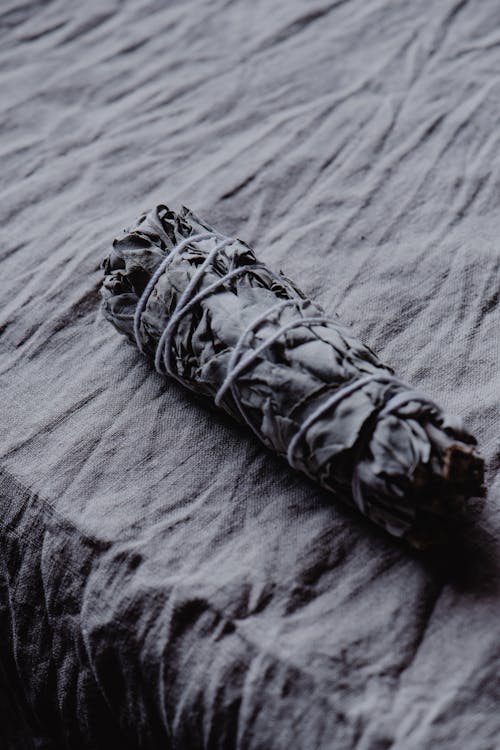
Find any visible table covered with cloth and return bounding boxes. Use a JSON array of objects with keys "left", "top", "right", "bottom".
[{"left": 0, "top": 0, "right": 499, "bottom": 748}]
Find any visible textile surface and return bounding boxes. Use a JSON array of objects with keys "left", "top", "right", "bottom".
[{"left": 0, "top": 1, "right": 499, "bottom": 748}]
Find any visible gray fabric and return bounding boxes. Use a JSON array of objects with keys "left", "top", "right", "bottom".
[{"left": 0, "top": 1, "right": 499, "bottom": 748}]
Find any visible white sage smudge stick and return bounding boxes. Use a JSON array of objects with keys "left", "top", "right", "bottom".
[{"left": 101, "top": 205, "right": 485, "bottom": 547}]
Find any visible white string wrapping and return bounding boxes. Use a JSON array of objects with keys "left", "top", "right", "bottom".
[{"left": 134, "top": 232, "right": 438, "bottom": 515}]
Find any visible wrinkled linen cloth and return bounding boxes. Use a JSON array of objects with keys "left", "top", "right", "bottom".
[{"left": 0, "top": 1, "right": 499, "bottom": 749}]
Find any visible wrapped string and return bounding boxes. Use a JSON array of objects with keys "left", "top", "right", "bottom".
[{"left": 133, "top": 231, "right": 440, "bottom": 516}]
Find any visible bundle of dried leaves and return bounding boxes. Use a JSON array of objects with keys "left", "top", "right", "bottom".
[{"left": 101, "top": 205, "right": 485, "bottom": 547}]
